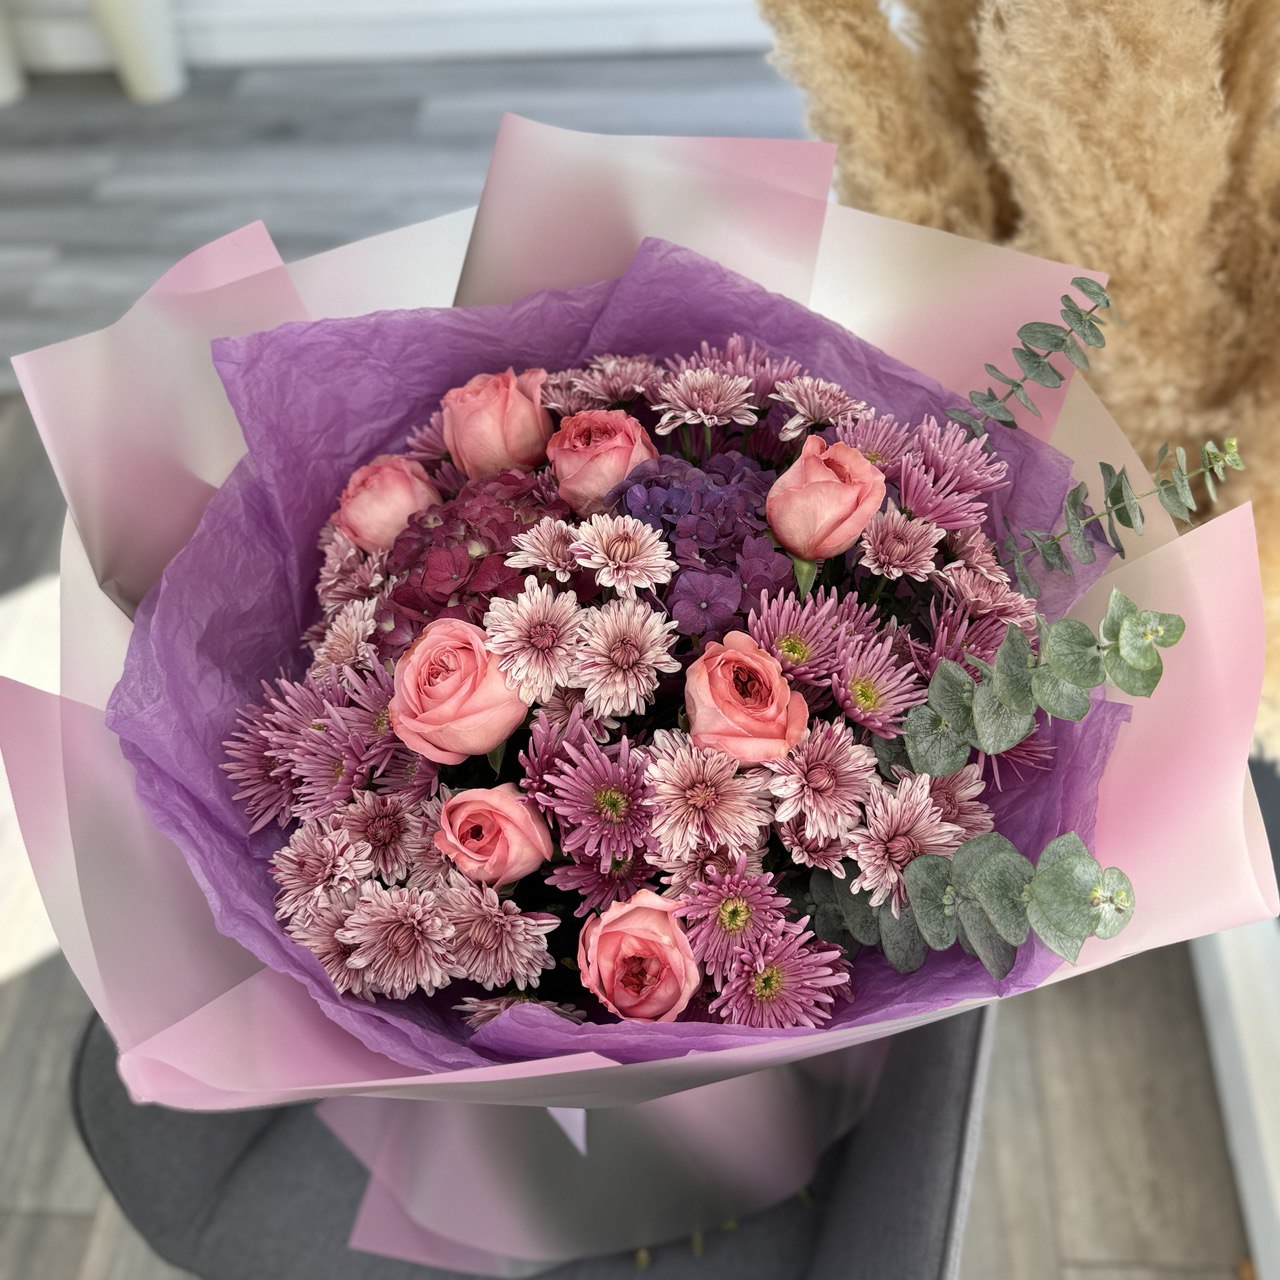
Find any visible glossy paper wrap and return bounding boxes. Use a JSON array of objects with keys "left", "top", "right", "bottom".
[{"left": 2, "top": 118, "right": 1274, "bottom": 1274}]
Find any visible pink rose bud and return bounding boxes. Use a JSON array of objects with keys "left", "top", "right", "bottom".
[
  {"left": 331, "top": 454, "right": 442, "bottom": 553},
  {"left": 389, "top": 618, "right": 530, "bottom": 764},
  {"left": 434, "top": 783, "right": 553, "bottom": 887},
  {"left": 577, "top": 890, "right": 701, "bottom": 1022},
  {"left": 685, "top": 631, "right": 808, "bottom": 764},
  {"left": 441, "top": 367, "right": 554, "bottom": 480},
  {"left": 546, "top": 409, "right": 658, "bottom": 516},
  {"left": 765, "top": 436, "right": 887, "bottom": 561}
]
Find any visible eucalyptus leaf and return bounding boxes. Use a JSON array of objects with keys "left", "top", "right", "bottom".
[
  {"left": 970, "top": 681, "right": 1036, "bottom": 755},
  {"left": 1157, "top": 478, "right": 1192, "bottom": 523},
  {"left": 1031, "top": 667, "right": 1093, "bottom": 720},
  {"left": 1017, "top": 321, "right": 1068, "bottom": 352},
  {"left": 1117, "top": 614, "right": 1160, "bottom": 671},
  {"left": 927, "top": 659, "right": 976, "bottom": 736},
  {"left": 1011, "top": 382, "right": 1041, "bottom": 416},
  {"left": 871, "top": 731, "right": 910, "bottom": 781},
  {"left": 1103, "top": 644, "right": 1163, "bottom": 697},
  {"left": 1061, "top": 336, "right": 1090, "bottom": 370},
  {"left": 1070, "top": 276, "right": 1111, "bottom": 308},
  {"left": 1090, "top": 866, "right": 1136, "bottom": 941},
  {"left": 902, "top": 855, "right": 958, "bottom": 951},
  {"left": 1037, "top": 832, "right": 1091, "bottom": 872},
  {"left": 1137, "top": 609, "right": 1184, "bottom": 649},
  {"left": 878, "top": 904, "right": 927, "bottom": 974},
  {"left": 1042, "top": 618, "right": 1105, "bottom": 688},
  {"left": 1028, "top": 852, "right": 1101, "bottom": 940},
  {"left": 956, "top": 902, "right": 1017, "bottom": 979},
  {"left": 992, "top": 624, "right": 1035, "bottom": 714},
  {"left": 971, "top": 848, "right": 1034, "bottom": 945},
  {"left": 984, "top": 363, "right": 1017, "bottom": 386},
  {"left": 837, "top": 880, "right": 882, "bottom": 947},
  {"left": 1025, "top": 899, "right": 1085, "bottom": 963},
  {"left": 1013, "top": 344, "right": 1064, "bottom": 388},
  {"left": 951, "top": 832, "right": 1019, "bottom": 891},
  {"left": 1099, "top": 588, "right": 1137, "bottom": 645},
  {"left": 903, "top": 704, "right": 971, "bottom": 777},
  {"left": 1063, "top": 482, "right": 1097, "bottom": 564},
  {"left": 1061, "top": 306, "right": 1104, "bottom": 346}
]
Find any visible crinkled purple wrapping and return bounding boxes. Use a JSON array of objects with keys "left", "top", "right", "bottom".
[{"left": 107, "top": 239, "right": 1123, "bottom": 1071}]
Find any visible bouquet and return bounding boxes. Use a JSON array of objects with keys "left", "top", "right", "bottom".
[{"left": 4, "top": 117, "right": 1273, "bottom": 1274}]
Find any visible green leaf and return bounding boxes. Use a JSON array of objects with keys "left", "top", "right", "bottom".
[
  {"left": 992, "top": 624, "right": 1035, "bottom": 714},
  {"left": 1099, "top": 588, "right": 1137, "bottom": 645},
  {"left": 1117, "top": 614, "right": 1160, "bottom": 670},
  {"left": 487, "top": 742, "right": 506, "bottom": 774},
  {"left": 1011, "top": 382, "right": 1041, "bottom": 417},
  {"left": 1017, "top": 321, "right": 1068, "bottom": 352},
  {"left": 1061, "top": 335, "right": 1090, "bottom": 370},
  {"left": 870, "top": 731, "right": 910, "bottom": 781},
  {"left": 950, "top": 831, "right": 1019, "bottom": 892},
  {"left": 1063, "top": 482, "right": 1097, "bottom": 564},
  {"left": 1090, "top": 866, "right": 1136, "bottom": 940},
  {"left": 928, "top": 659, "right": 977, "bottom": 736},
  {"left": 1026, "top": 899, "right": 1085, "bottom": 963},
  {"left": 1029, "top": 851, "right": 1101, "bottom": 941},
  {"left": 878, "top": 904, "right": 927, "bottom": 974},
  {"left": 809, "top": 869, "right": 857, "bottom": 949},
  {"left": 1157, "top": 478, "right": 1192, "bottom": 523},
  {"left": 957, "top": 901, "right": 1017, "bottom": 979},
  {"left": 1070, "top": 276, "right": 1111, "bottom": 308},
  {"left": 1156, "top": 442, "right": 1170, "bottom": 468},
  {"left": 1031, "top": 667, "right": 1093, "bottom": 720},
  {"left": 902, "top": 705, "right": 971, "bottom": 777},
  {"left": 902, "top": 855, "right": 958, "bottom": 951},
  {"left": 984, "top": 363, "right": 1017, "bottom": 386},
  {"left": 1171, "top": 462, "right": 1195, "bottom": 511},
  {"left": 790, "top": 555, "right": 818, "bottom": 596},
  {"left": 1042, "top": 619, "right": 1105, "bottom": 688},
  {"left": 1037, "top": 832, "right": 1091, "bottom": 873},
  {"left": 1026, "top": 530, "right": 1071, "bottom": 575},
  {"left": 970, "top": 681, "right": 1036, "bottom": 755},
  {"left": 1113, "top": 469, "right": 1144, "bottom": 532},
  {"left": 1138, "top": 609, "right": 1185, "bottom": 649},
  {"left": 970, "top": 847, "right": 1034, "bottom": 945},
  {"left": 1013, "top": 344, "right": 1065, "bottom": 389},
  {"left": 837, "top": 879, "right": 882, "bottom": 946},
  {"left": 1061, "top": 306, "right": 1104, "bottom": 347},
  {"left": 1103, "top": 644, "right": 1163, "bottom": 697},
  {"left": 1003, "top": 534, "right": 1041, "bottom": 599},
  {"left": 948, "top": 406, "right": 984, "bottom": 432}
]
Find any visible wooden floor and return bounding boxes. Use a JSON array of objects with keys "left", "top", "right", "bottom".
[{"left": 0, "top": 59, "right": 1252, "bottom": 1280}]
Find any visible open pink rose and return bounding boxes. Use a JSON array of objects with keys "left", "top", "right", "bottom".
[
  {"left": 434, "top": 784, "right": 553, "bottom": 887},
  {"left": 578, "top": 890, "right": 701, "bottom": 1022},
  {"left": 389, "top": 619, "right": 530, "bottom": 765},
  {"left": 765, "top": 436, "right": 887, "bottom": 561},
  {"left": 685, "top": 631, "right": 808, "bottom": 764},
  {"left": 331, "top": 454, "right": 441, "bottom": 553},
  {"left": 546, "top": 409, "right": 658, "bottom": 516},
  {"left": 441, "top": 368, "right": 553, "bottom": 480}
]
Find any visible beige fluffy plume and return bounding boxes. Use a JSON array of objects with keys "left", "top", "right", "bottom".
[{"left": 760, "top": 0, "right": 1280, "bottom": 752}]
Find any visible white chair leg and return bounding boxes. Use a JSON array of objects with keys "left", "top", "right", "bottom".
[
  {"left": 0, "top": 1, "right": 26, "bottom": 107},
  {"left": 88, "top": 0, "right": 187, "bottom": 103}
]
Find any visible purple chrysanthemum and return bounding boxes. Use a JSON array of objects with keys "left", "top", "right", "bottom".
[
  {"left": 506, "top": 516, "right": 580, "bottom": 583},
  {"left": 667, "top": 334, "right": 803, "bottom": 401},
  {"left": 776, "top": 816, "right": 851, "bottom": 876},
  {"left": 541, "top": 368, "right": 596, "bottom": 417},
  {"left": 649, "top": 368, "right": 757, "bottom": 435},
  {"left": 940, "top": 525, "right": 1006, "bottom": 583},
  {"left": 375, "top": 745, "right": 440, "bottom": 807},
  {"left": 544, "top": 735, "right": 656, "bottom": 868},
  {"left": 440, "top": 877, "right": 557, "bottom": 990},
  {"left": 310, "top": 598, "right": 381, "bottom": 677},
  {"left": 271, "top": 820, "right": 374, "bottom": 920},
  {"left": 570, "top": 514, "right": 675, "bottom": 597},
  {"left": 897, "top": 456, "right": 987, "bottom": 531},
  {"left": 910, "top": 601, "right": 1010, "bottom": 681},
  {"left": 678, "top": 855, "right": 788, "bottom": 980},
  {"left": 404, "top": 790, "right": 451, "bottom": 889},
  {"left": 918, "top": 763, "right": 994, "bottom": 841},
  {"left": 286, "top": 893, "right": 374, "bottom": 1001},
  {"left": 939, "top": 566, "right": 1037, "bottom": 633},
  {"left": 547, "top": 853, "right": 656, "bottom": 916},
  {"left": 222, "top": 699, "right": 294, "bottom": 833},
  {"left": 335, "top": 882, "right": 458, "bottom": 1000},
  {"left": 484, "top": 576, "right": 585, "bottom": 703},
  {"left": 454, "top": 995, "right": 588, "bottom": 1031},
  {"left": 317, "top": 530, "right": 391, "bottom": 617},
  {"left": 833, "top": 632, "right": 926, "bottom": 738},
  {"left": 859, "top": 505, "right": 945, "bottom": 581},
  {"left": 746, "top": 589, "right": 842, "bottom": 693},
  {"left": 644, "top": 730, "right": 773, "bottom": 865},
  {"left": 757, "top": 719, "right": 877, "bottom": 843},
  {"left": 709, "top": 921, "right": 849, "bottom": 1028},
  {"left": 848, "top": 774, "right": 963, "bottom": 915},
  {"left": 334, "top": 790, "right": 431, "bottom": 882},
  {"left": 834, "top": 410, "right": 915, "bottom": 480},
  {"left": 518, "top": 707, "right": 593, "bottom": 811},
  {"left": 570, "top": 598, "right": 681, "bottom": 719},
  {"left": 539, "top": 686, "right": 618, "bottom": 742},
  {"left": 662, "top": 842, "right": 767, "bottom": 897},
  {"left": 771, "top": 376, "right": 868, "bottom": 441},
  {"left": 403, "top": 411, "right": 448, "bottom": 464},
  {"left": 574, "top": 353, "right": 663, "bottom": 405},
  {"left": 916, "top": 416, "right": 1008, "bottom": 494}
]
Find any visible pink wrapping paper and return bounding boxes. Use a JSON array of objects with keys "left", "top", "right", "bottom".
[{"left": 2, "top": 117, "right": 1273, "bottom": 1273}]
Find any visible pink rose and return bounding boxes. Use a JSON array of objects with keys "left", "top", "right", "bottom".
[
  {"left": 685, "top": 631, "right": 808, "bottom": 764},
  {"left": 765, "top": 436, "right": 887, "bottom": 560},
  {"left": 331, "top": 454, "right": 441, "bottom": 553},
  {"left": 389, "top": 619, "right": 530, "bottom": 765},
  {"left": 434, "top": 784, "right": 553, "bottom": 887},
  {"left": 577, "top": 890, "right": 701, "bottom": 1022},
  {"left": 441, "top": 368, "right": 553, "bottom": 480},
  {"left": 546, "top": 409, "right": 658, "bottom": 516}
]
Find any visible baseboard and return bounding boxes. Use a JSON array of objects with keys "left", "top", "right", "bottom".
[{"left": 14, "top": 0, "right": 773, "bottom": 72}]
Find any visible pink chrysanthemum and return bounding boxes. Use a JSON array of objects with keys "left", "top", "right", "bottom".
[
  {"left": 910, "top": 601, "right": 1010, "bottom": 681},
  {"left": 547, "top": 852, "right": 656, "bottom": 916},
  {"left": 848, "top": 774, "right": 964, "bottom": 915},
  {"left": 570, "top": 514, "right": 675, "bottom": 597},
  {"left": 574, "top": 353, "right": 663, "bottom": 405},
  {"left": 917, "top": 763, "right": 994, "bottom": 841},
  {"left": 483, "top": 576, "right": 585, "bottom": 703},
  {"left": 757, "top": 720, "right": 877, "bottom": 843},
  {"left": 667, "top": 333, "right": 803, "bottom": 401},
  {"left": 771, "top": 376, "right": 868, "bottom": 441},
  {"left": 746, "top": 589, "right": 842, "bottom": 695},
  {"left": 897, "top": 456, "right": 987, "bottom": 531},
  {"left": 543, "top": 735, "right": 656, "bottom": 867},
  {"left": 649, "top": 367, "right": 757, "bottom": 435},
  {"left": 335, "top": 882, "right": 458, "bottom": 1000},
  {"left": 644, "top": 730, "right": 773, "bottom": 865},
  {"left": 834, "top": 410, "right": 915, "bottom": 480},
  {"left": 286, "top": 893, "right": 374, "bottom": 1001},
  {"left": 710, "top": 921, "right": 849, "bottom": 1028},
  {"left": 678, "top": 855, "right": 788, "bottom": 980},
  {"left": 940, "top": 525, "right": 1006, "bottom": 583},
  {"left": 662, "top": 842, "right": 767, "bottom": 897},
  {"left": 980, "top": 729, "right": 1056, "bottom": 791},
  {"left": 403, "top": 411, "right": 448, "bottom": 464},
  {"left": 271, "top": 820, "right": 374, "bottom": 920},
  {"left": 506, "top": 516, "right": 580, "bottom": 583},
  {"left": 311, "top": 598, "right": 380, "bottom": 677},
  {"left": 404, "top": 790, "right": 451, "bottom": 889},
  {"left": 916, "top": 416, "right": 1009, "bottom": 494},
  {"left": 440, "top": 877, "right": 557, "bottom": 991},
  {"left": 334, "top": 789, "right": 430, "bottom": 882},
  {"left": 222, "top": 700, "right": 294, "bottom": 833},
  {"left": 833, "top": 632, "right": 926, "bottom": 738},
  {"left": 776, "top": 816, "right": 851, "bottom": 876},
  {"left": 539, "top": 686, "right": 618, "bottom": 742},
  {"left": 858, "top": 505, "right": 946, "bottom": 581},
  {"left": 541, "top": 368, "right": 596, "bottom": 417},
  {"left": 939, "top": 566, "right": 1037, "bottom": 633},
  {"left": 570, "top": 597, "right": 681, "bottom": 718},
  {"left": 375, "top": 745, "right": 440, "bottom": 807},
  {"left": 517, "top": 707, "right": 593, "bottom": 812},
  {"left": 454, "top": 995, "right": 587, "bottom": 1031},
  {"left": 317, "top": 529, "right": 391, "bottom": 617}
]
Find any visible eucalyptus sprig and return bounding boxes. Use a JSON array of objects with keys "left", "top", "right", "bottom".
[{"left": 949, "top": 276, "right": 1112, "bottom": 435}]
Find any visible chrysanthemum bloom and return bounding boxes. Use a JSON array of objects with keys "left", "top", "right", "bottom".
[
  {"left": 916, "top": 763, "right": 994, "bottom": 841},
  {"left": 548, "top": 853, "right": 656, "bottom": 916},
  {"left": 404, "top": 790, "right": 451, "bottom": 888},
  {"left": 710, "top": 921, "right": 849, "bottom": 1029},
  {"left": 939, "top": 525, "right": 1006, "bottom": 583},
  {"left": 757, "top": 719, "right": 878, "bottom": 843},
  {"left": 859, "top": 505, "right": 946, "bottom": 581},
  {"left": 222, "top": 700, "right": 294, "bottom": 833},
  {"left": 541, "top": 368, "right": 596, "bottom": 417},
  {"left": 980, "top": 729, "right": 1056, "bottom": 791},
  {"left": 659, "top": 841, "right": 768, "bottom": 897},
  {"left": 335, "top": 882, "right": 458, "bottom": 999},
  {"left": 317, "top": 528, "right": 390, "bottom": 617},
  {"left": 454, "top": 995, "right": 587, "bottom": 1031},
  {"left": 482, "top": 576, "right": 585, "bottom": 704},
  {"left": 746, "top": 589, "right": 842, "bottom": 693},
  {"left": 776, "top": 816, "right": 852, "bottom": 876},
  {"left": 909, "top": 600, "right": 1010, "bottom": 682},
  {"left": 516, "top": 707, "right": 591, "bottom": 811},
  {"left": 505, "top": 516, "right": 579, "bottom": 583},
  {"left": 848, "top": 774, "right": 964, "bottom": 915},
  {"left": 539, "top": 686, "right": 618, "bottom": 742},
  {"left": 833, "top": 631, "right": 926, "bottom": 738},
  {"left": 771, "top": 376, "right": 868, "bottom": 441},
  {"left": 335, "top": 789, "right": 431, "bottom": 882},
  {"left": 311, "top": 597, "right": 381, "bottom": 677},
  {"left": 570, "top": 598, "right": 681, "bottom": 719},
  {"left": 939, "top": 565, "right": 1037, "bottom": 633},
  {"left": 915, "top": 416, "right": 1009, "bottom": 494},
  {"left": 271, "top": 821, "right": 374, "bottom": 920},
  {"left": 644, "top": 729, "right": 773, "bottom": 864},
  {"left": 649, "top": 367, "right": 757, "bottom": 435},
  {"left": 570, "top": 513, "right": 675, "bottom": 597},
  {"left": 834, "top": 410, "right": 915, "bottom": 481},
  {"left": 574, "top": 353, "right": 663, "bottom": 405},
  {"left": 896, "top": 456, "right": 986, "bottom": 531},
  {"left": 678, "top": 855, "right": 788, "bottom": 980},
  {"left": 286, "top": 893, "right": 374, "bottom": 1001},
  {"left": 666, "top": 333, "right": 803, "bottom": 402},
  {"left": 403, "top": 411, "right": 448, "bottom": 464},
  {"left": 440, "top": 877, "right": 557, "bottom": 990},
  {"left": 544, "top": 735, "right": 656, "bottom": 868}
]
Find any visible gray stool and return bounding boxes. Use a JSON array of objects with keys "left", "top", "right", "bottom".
[{"left": 72, "top": 1008, "right": 992, "bottom": 1279}]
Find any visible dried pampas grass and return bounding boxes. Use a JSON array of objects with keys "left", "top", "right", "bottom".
[{"left": 760, "top": 0, "right": 1280, "bottom": 752}]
